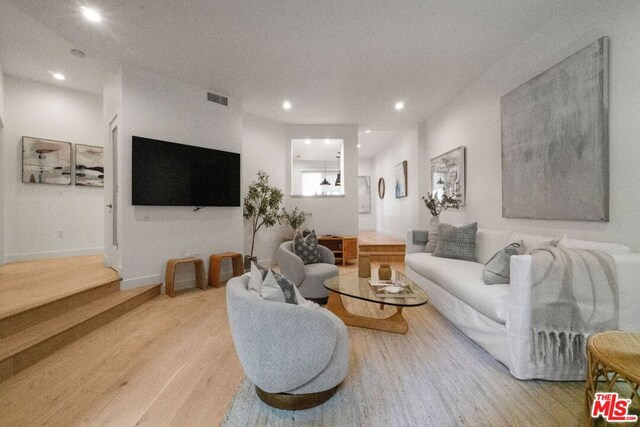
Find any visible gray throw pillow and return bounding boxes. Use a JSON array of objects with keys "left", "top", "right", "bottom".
[
  {"left": 261, "top": 270, "right": 298, "bottom": 304},
  {"left": 293, "top": 229, "right": 321, "bottom": 264},
  {"left": 432, "top": 222, "right": 478, "bottom": 262},
  {"left": 483, "top": 241, "right": 526, "bottom": 284}
]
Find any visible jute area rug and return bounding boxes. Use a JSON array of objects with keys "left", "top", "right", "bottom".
[{"left": 222, "top": 300, "right": 584, "bottom": 427}]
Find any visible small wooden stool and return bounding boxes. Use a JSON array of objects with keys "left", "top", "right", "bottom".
[
  {"left": 165, "top": 257, "right": 205, "bottom": 298},
  {"left": 209, "top": 252, "right": 244, "bottom": 288}
]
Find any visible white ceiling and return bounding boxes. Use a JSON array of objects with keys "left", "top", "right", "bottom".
[
  {"left": 292, "top": 139, "right": 343, "bottom": 161},
  {"left": 1, "top": 0, "right": 601, "bottom": 157}
]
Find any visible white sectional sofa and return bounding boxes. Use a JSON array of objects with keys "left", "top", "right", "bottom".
[{"left": 405, "top": 228, "right": 640, "bottom": 381}]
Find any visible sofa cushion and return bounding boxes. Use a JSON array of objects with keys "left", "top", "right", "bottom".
[
  {"left": 475, "top": 229, "right": 515, "bottom": 264},
  {"left": 405, "top": 253, "right": 509, "bottom": 323},
  {"left": 433, "top": 222, "right": 478, "bottom": 262},
  {"left": 483, "top": 241, "right": 525, "bottom": 284},
  {"left": 293, "top": 230, "right": 322, "bottom": 264},
  {"left": 559, "top": 236, "right": 631, "bottom": 255}
]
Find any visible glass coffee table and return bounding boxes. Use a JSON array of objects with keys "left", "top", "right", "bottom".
[{"left": 323, "top": 270, "right": 428, "bottom": 334}]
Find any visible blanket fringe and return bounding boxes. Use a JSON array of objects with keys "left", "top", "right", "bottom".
[{"left": 532, "top": 329, "right": 587, "bottom": 368}]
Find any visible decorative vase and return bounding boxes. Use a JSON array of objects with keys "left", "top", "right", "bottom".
[
  {"left": 378, "top": 263, "right": 392, "bottom": 280},
  {"left": 425, "top": 217, "right": 439, "bottom": 253},
  {"left": 358, "top": 254, "right": 371, "bottom": 278}
]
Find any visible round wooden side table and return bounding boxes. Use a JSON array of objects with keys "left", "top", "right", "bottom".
[{"left": 585, "top": 331, "right": 640, "bottom": 426}]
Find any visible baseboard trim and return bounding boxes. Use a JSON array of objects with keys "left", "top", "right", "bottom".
[{"left": 5, "top": 247, "right": 105, "bottom": 263}]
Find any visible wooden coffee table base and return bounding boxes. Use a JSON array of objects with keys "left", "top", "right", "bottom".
[{"left": 326, "top": 292, "right": 408, "bottom": 334}]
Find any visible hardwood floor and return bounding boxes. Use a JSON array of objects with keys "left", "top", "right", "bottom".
[
  {"left": 0, "top": 260, "right": 583, "bottom": 426},
  {"left": 358, "top": 231, "right": 405, "bottom": 246},
  {"left": 0, "top": 287, "right": 244, "bottom": 427},
  {"left": 0, "top": 255, "right": 119, "bottom": 320}
]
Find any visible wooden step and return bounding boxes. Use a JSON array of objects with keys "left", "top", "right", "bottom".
[
  {"left": 0, "top": 284, "right": 161, "bottom": 382},
  {"left": 360, "top": 252, "right": 405, "bottom": 262},
  {"left": 359, "top": 244, "right": 406, "bottom": 253},
  {"left": 0, "top": 279, "right": 121, "bottom": 338}
]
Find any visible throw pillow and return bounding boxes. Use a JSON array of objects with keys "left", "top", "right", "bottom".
[
  {"left": 293, "top": 229, "right": 322, "bottom": 264},
  {"left": 248, "top": 261, "right": 268, "bottom": 293},
  {"left": 261, "top": 269, "right": 298, "bottom": 304},
  {"left": 483, "top": 240, "right": 526, "bottom": 284},
  {"left": 424, "top": 219, "right": 439, "bottom": 253},
  {"left": 432, "top": 222, "right": 478, "bottom": 262}
]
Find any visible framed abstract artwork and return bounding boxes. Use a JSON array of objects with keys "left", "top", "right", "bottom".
[
  {"left": 358, "top": 176, "right": 371, "bottom": 213},
  {"left": 431, "top": 146, "right": 465, "bottom": 206},
  {"left": 394, "top": 161, "right": 407, "bottom": 198},
  {"left": 501, "top": 37, "right": 609, "bottom": 221},
  {"left": 22, "top": 136, "right": 72, "bottom": 185},
  {"left": 75, "top": 144, "right": 105, "bottom": 187}
]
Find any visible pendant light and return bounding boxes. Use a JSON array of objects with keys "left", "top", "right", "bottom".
[
  {"left": 334, "top": 153, "right": 341, "bottom": 186},
  {"left": 436, "top": 177, "right": 445, "bottom": 185},
  {"left": 320, "top": 161, "right": 331, "bottom": 186}
]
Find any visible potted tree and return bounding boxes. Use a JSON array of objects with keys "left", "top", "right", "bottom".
[
  {"left": 279, "top": 207, "right": 312, "bottom": 240},
  {"left": 243, "top": 171, "right": 284, "bottom": 270}
]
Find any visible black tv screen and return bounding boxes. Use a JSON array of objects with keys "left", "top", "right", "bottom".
[{"left": 132, "top": 136, "right": 241, "bottom": 206}]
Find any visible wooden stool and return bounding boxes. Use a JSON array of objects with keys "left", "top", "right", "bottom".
[
  {"left": 209, "top": 252, "right": 244, "bottom": 288},
  {"left": 165, "top": 257, "right": 205, "bottom": 298},
  {"left": 585, "top": 331, "right": 640, "bottom": 425}
]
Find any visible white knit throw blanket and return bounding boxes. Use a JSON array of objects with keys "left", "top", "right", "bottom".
[{"left": 530, "top": 245, "right": 618, "bottom": 368}]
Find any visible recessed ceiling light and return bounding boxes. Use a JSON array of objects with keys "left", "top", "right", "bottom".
[
  {"left": 365, "top": 130, "right": 371, "bottom": 133},
  {"left": 395, "top": 101, "right": 405, "bottom": 110},
  {"left": 357, "top": 144, "right": 361, "bottom": 148},
  {"left": 324, "top": 139, "right": 330, "bottom": 144},
  {"left": 304, "top": 139, "right": 311, "bottom": 145},
  {"left": 282, "top": 101, "right": 292, "bottom": 110},
  {"left": 81, "top": 6, "right": 102, "bottom": 23},
  {"left": 52, "top": 73, "right": 66, "bottom": 81}
]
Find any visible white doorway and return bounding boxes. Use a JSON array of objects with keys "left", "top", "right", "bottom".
[{"left": 104, "top": 115, "right": 120, "bottom": 272}]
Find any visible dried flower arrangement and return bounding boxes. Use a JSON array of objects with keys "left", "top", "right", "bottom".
[{"left": 421, "top": 192, "right": 459, "bottom": 218}]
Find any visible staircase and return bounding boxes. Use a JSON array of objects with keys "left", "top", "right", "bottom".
[{"left": 0, "top": 256, "right": 160, "bottom": 382}]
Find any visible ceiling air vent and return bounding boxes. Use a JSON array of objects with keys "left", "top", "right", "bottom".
[{"left": 207, "top": 92, "right": 228, "bottom": 106}]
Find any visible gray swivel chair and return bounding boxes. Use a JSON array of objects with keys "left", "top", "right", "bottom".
[
  {"left": 226, "top": 275, "right": 349, "bottom": 409},
  {"left": 277, "top": 241, "right": 339, "bottom": 304}
]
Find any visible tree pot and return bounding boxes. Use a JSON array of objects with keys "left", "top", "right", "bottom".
[{"left": 244, "top": 255, "right": 257, "bottom": 272}]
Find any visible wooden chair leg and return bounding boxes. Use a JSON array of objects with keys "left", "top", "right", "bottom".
[{"left": 194, "top": 259, "right": 206, "bottom": 290}]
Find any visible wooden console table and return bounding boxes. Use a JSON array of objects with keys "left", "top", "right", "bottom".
[
  {"left": 165, "top": 257, "right": 205, "bottom": 298},
  {"left": 318, "top": 236, "right": 358, "bottom": 266}
]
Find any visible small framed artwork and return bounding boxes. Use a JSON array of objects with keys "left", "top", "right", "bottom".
[
  {"left": 358, "top": 176, "right": 371, "bottom": 213},
  {"left": 75, "top": 144, "right": 105, "bottom": 187},
  {"left": 22, "top": 136, "right": 72, "bottom": 185},
  {"left": 431, "top": 146, "right": 465, "bottom": 206},
  {"left": 394, "top": 160, "right": 407, "bottom": 198},
  {"left": 378, "top": 178, "right": 385, "bottom": 199}
]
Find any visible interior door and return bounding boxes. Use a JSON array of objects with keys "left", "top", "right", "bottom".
[{"left": 104, "top": 116, "right": 120, "bottom": 272}]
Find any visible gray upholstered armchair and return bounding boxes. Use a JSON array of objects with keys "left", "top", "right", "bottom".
[
  {"left": 277, "top": 241, "right": 339, "bottom": 303},
  {"left": 226, "top": 275, "right": 349, "bottom": 409}
]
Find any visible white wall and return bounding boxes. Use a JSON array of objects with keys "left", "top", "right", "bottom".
[
  {"left": 372, "top": 129, "right": 419, "bottom": 238},
  {"left": 421, "top": 2, "right": 640, "bottom": 251},
  {"left": 285, "top": 124, "right": 358, "bottom": 237},
  {"left": 357, "top": 158, "right": 375, "bottom": 231},
  {"left": 3, "top": 75, "right": 104, "bottom": 262},
  {"left": 241, "top": 113, "right": 286, "bottom": 265},
  {"left": 117, "top": 66, "right": 244, "bottom": 288}
]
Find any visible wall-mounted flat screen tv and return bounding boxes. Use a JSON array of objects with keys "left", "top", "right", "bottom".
[{"left": 132, "top": 136, "right": 241, "bottom": 207}]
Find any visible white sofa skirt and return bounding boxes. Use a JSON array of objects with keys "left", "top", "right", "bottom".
[{"left": 406, "top": 265, "right": 510, "bottom": 368}]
